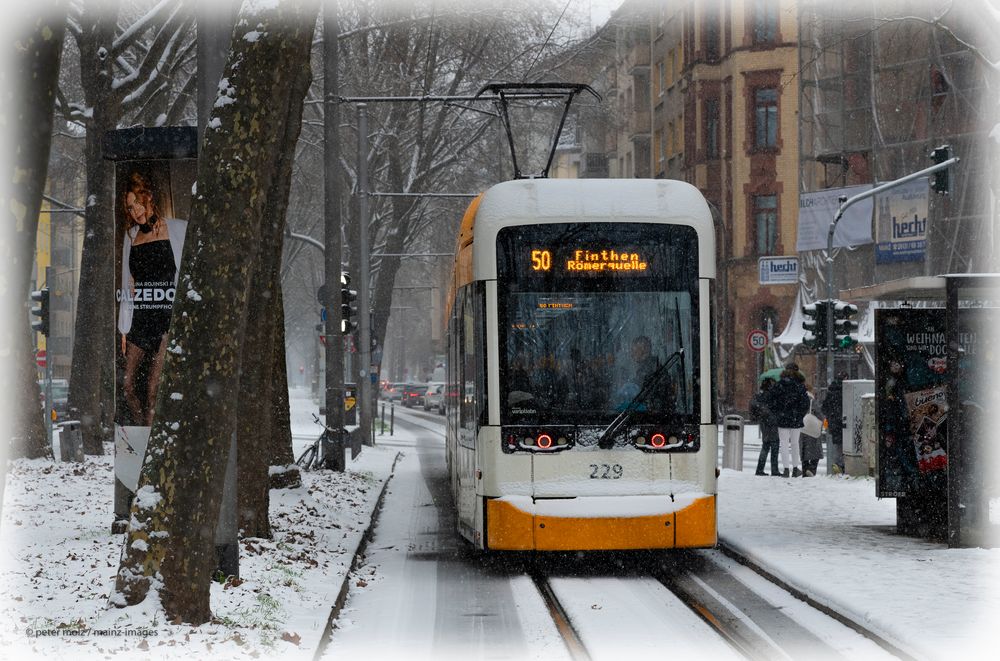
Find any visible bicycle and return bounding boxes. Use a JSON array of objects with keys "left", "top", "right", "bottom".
[{"left": 296, "top": 413, "right": 349, "bottom": 470}]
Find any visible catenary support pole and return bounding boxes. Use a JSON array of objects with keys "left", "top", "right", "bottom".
[
  {"left": 324, "top": 2, "right": 346, "bottom": 470},
  {"left": 357, "top": 105, "right": 374, "bottom": 447}
]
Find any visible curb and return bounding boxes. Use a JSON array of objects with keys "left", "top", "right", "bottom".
[
  {"left": 716, "top": 540, "right": 918, "bottom": 661},
  {"left": 311, "top": 450, "right": 403, "bottom": 661}
]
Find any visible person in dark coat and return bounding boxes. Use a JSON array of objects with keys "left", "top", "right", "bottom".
[
  {"left": 764, "top": 363, "right": 811, "bottom": 477},
  {"left": 822, "top": 371, "right": 848, "bottom": 474},
  {"left": 750, "top": 378, "right": 780, "bottom": 476}
]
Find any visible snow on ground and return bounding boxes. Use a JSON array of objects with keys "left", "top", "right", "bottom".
[
  {"left": 1, "top": 398, "right": 998, "bottom": 660},
  {"left": 0, "top": 387, "right": 399, "bottom": 660},
  {"left": 718, "top": 426, "right": 1000, "bottom": 660}
]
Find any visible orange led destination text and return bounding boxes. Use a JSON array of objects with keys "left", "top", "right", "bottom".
[{"left": 565, "top": 249, "right": 648, "bottom": 272}]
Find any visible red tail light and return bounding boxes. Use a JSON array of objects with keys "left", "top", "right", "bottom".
[
  {"left": 651, "top": 433, "right": 666, "bottom": 448},
  {"left": 537, "top": 434, "right": 553, "bottom": 449}
]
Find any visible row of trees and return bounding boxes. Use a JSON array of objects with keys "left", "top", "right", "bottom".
[{"left": 5, "top": 0, "right": 585, "bottom": 625}]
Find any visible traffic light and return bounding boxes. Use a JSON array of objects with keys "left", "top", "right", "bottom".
[
  {"left": 340, "top": 271, "right": 357, "bottom": 335},
  {"left": 30, "top": 288, "right": 50, "bottom": 337},
  {"left": 801, "top": 300, "right": 829, "bottom": 351},
  {"left": 832, "top": 300, "right": 859, "bottom": 350},
  {"left": 930, "top": 144, "right": 951, "bottom": 195}
]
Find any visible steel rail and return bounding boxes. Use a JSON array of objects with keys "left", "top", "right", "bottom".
[{"left": 529, "top": 571, "right": 592, "bottom": 661}]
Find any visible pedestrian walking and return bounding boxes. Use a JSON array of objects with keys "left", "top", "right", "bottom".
[
  {"left": 822, "top": 371, "right": 848, "bottom": 474},
  {"left": 764, "top": 363, "right": 811, "bottom": 477},
  {"left": 750, "top": 378, "right": 780, "bottom": 476}
]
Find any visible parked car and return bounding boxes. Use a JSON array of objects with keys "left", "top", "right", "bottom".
[
  {"left": 423, "top": 382, "right": 446, "bottom": 414},
  {"left": 401, "top": 383, "right": 428, "bottom": 408}
]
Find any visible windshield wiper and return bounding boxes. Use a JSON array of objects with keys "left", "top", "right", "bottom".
[{"left": 597, "top": 348, "right": 684, "bottom": 449}]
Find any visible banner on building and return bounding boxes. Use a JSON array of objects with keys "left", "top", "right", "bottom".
[
  {"left": 875, "top": 178, "right": 928, "bottom": 263},
  {"left": 796, "top": 184, "right": 874, "bottom": 252},
  {"left": 106, "top": 127, "right": 197, "bottom": 492}
]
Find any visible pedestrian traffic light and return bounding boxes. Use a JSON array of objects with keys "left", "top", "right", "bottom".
[
  {"left": 930, "top": 144, "right": 951, "bottom": 195},
  {"left": 801, "top": 300, "right": 829, "bottom": 351},
  {"left": 30, "top": 288, "right": 50, "bottom": 337},
  {"left": 832, "top": 300, "right": 859, "bottom": 350},
  {"left": 340, "top": 270, "right": 357, "bottom": 335}
]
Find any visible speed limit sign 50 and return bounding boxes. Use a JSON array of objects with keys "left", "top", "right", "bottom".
[{"left": 747, "top": 329, "right": 768, "bottom": 352}]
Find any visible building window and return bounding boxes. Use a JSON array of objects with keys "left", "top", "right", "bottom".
[
  {"left": 754, "top": 87, "right": 778, "bottom": 149},
  {"left": 704, "top": 7, "right": 720, "bottom": 61},
  {"left": 704, "top": 99, "right": 719, "bottom": 159},
  {"left": 753, "top": 194, "right": 778, "bottom": 255},
  {"left": 752, "top": 0, "right": 778, "bottom": 45},
  {"left": 657, "top": 61, "right": 665, "bottom": 96}
]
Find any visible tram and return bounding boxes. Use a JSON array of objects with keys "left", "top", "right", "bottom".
[{"left": 445, "top": 178, "right": 717, "bottom": 551}]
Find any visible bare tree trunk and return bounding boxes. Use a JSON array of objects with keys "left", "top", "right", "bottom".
[
  {"left": 2, "top": 7, "right": 66, "bottom": 473},
  {"left": 67, "top": 8, "right": 120, "bottom": 455},
  {"left": 111, "top": 0, "right": 318, "bottom": 624},
  {"left": 236, "top": 55, "right": 312, "bottom": 536}
]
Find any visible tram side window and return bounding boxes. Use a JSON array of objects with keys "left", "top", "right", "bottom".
[
  {"left": 472, "top": 282, "right": 487, "bottom": 427},
  {"left": 454, "top": 282, "right": 488, "bottom": 440},
  {"left": 447, "top": 296, "right": 460, "bottom": 442}
]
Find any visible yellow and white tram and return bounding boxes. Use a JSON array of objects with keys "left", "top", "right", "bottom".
[{"left": 445, "top": 178, "right": 717, "bottom": 551}]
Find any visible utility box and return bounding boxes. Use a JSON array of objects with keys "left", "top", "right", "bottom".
[
  {"left": 722, "top": 414, "right": 744, "bottom": 471},
  {"left": 842, "top": 380, "right": 874, "bottom": 476},
  {"left": 59, "top": 420, "right": 84, "bottom": 463}
]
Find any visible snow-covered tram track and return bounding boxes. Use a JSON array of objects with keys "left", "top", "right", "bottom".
[
  {"left": 652, "top": 549, "right": 905, "bottom": 661},
  {"left": 527, "top": 549, "right": 903, "bottom": 661},
  {"left": 528, "top": 554, "right": 742, "bottom": 660}
]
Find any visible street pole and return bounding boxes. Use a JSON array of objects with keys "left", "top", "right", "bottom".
[
  {"left": 824, "top": 155, "right": 959, "bottom": 386},
  {"left": 357, "top": 105, "right": 374, "bottom": 447},
  {"left": 44, "top": 265, "right": 53, "bottom": 451},
  {"left": 324, "top": 3, "right": 346, "bottom": 471}
]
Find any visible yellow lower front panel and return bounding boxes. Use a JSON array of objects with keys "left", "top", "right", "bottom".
[{"left": 486, "top": 496, "right": 716, "bottom": 551}]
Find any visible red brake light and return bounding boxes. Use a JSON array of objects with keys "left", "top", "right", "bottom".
[
  {"left": 537, "top": 434, "right": 553, "bottom": 449},
  {"left": 651, "top": 433, "right": 666, "bottom": 448}
]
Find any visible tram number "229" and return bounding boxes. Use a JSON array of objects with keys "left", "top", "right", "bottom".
[{"left": 589, "top": 464, "right": 623, "bottom": 479}]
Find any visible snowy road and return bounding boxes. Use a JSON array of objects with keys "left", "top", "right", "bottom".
[{"left": 321, "top": 405, "right": 900, "bottom": 661}]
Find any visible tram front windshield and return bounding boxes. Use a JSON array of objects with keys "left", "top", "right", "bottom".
[{"left": 497, "top": 222, "right": 700, "bottom": 426}]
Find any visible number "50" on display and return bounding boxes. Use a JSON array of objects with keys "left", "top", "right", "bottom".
[{"left": 530, "top": 249, "right": 551, "bottom": 271}]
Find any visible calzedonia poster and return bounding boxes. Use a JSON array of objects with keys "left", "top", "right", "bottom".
[{"left": 106, "top": 127, "right": 197, "bottom": 502}]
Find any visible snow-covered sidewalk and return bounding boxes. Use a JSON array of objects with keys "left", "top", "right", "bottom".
[
  {"left": 0, "top": 387, "right": 401, "bottom": 660},
  {"left": 718, "top": 428, "right": 1000, "bottom": 659}
]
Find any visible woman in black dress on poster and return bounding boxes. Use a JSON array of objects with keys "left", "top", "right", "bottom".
[{"left": 117, "top": 172, "right": 187, "bottom": 426}]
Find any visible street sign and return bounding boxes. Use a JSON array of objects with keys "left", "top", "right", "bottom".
[
  {"left": 747, "top": 329, "right": 768, "bottom": 352},
  {"left": 758, "top": 256, "right": 799, "bottom": 285},
  {"left": 36, "top": 350, "right": 47, "bottom": 367}
]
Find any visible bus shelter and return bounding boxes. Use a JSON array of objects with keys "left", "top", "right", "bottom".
[{"left": 841, "top": 274, "right": 999, "bottom": 548}]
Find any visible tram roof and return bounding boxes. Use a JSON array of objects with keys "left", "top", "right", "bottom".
[{"left": 470, "top": 178, "right": 716, "bottom": 279}]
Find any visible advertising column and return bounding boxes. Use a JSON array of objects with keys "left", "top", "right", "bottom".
[
  {"left": 874, "top": 307, "right": 990, "bottom": 539},
  {"left": 106, "top": 127, "right": 197, "bottom": 531}
]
